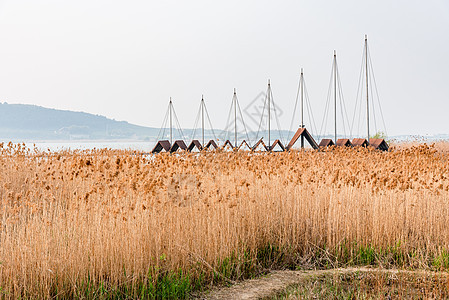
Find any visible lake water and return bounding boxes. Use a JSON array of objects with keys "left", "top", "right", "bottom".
[
  {"left": 23, "top": 141, "right": 154, "bottom": 152},
  {"left": 10, "top": 135, "right": 448, "bottom": 153}
]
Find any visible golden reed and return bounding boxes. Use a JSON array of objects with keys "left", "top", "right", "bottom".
[{"left": 0, "top": 141, "right": 448, "bottom": 297}]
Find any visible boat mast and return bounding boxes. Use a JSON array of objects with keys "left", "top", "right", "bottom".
[
  {"left": 365, "top": 35, "right": 370, "bottom": 141},
  {"left": 300, "top": 70, "right": 304, "bottom": 148},
  {"left": 268, "top": 80, "right": 271, "bottom": 148},
  {"left": 334, "top": 50, "right": 337, "bottom": 142},
  {"left": 201, "top": 95, "right": 205, "bottom": 147},
  {"left": 169, "top": 97, "right": 173, "bottom": 145},
  {"left": 234, "top": 88, "right": 237, "bottom": 147}
]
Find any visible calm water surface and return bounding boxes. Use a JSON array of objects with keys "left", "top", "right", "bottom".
[{"left": 23, "top": 141, "right": 154, "bottom": 152}]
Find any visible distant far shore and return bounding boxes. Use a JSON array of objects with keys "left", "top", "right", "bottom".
[{"left": 0, "top": 139, "right": 155, "bottom": 151}]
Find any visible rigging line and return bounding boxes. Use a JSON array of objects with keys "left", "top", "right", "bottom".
[
  {"left": 336, "top": 64, "right": 351, "bottom": 137},
  {"left": 236, "top": 96, "right": 252, "bottom": 144},
  {"left": 255, "top": 88, "right": 268, "bottom": 142},
  {"left": 227, "top": 93, "right": 237, "bottom": 143},
  {"left": 355, "top": 63, "right": 363, "bottom": 138},
  {"left": 319, "top": 90, "right": 330, "bottom": 140},
  {"left": 173, "top": 115, "right": 183, "bottom": 141},
  {"left": 356, "top": 50, "right": 366, "bottom": 138},
  {"left": 319, "top": 63, "right": 333, "bottom": 138},
  {"left": 236, "top": 99, "right": 251, "bottom": 147},
  {"left": 319, "top": 59, "right": 335, "bottom": 139},
  {"left": 325, "top": 65, "right": 334, "bottom": 138},
  {"left": 219, "top": 94, "right": 235, "bottom": 142},
  {"left": 190, "top": 101, "right": 202, "bottom": 141},
  {"left": 224, "top": 98, "right": 234, "bottom": 141},
  {"left": 369, "top": 66, "right": 378, "bottom": 135},
  {"left": 368, "top": 48, "right": 388, "bottom": 137},
  {"left": 156, "top": 104, "right": 170, "bottom": 141},
  {"left": 204, "top": 103, "right": 218, "bottom": 141},
  {"left": 319, "top": 71, "right": 333, "bottom": 139},
  {"left": 301, "top": 79, "right": 315, "bottom": 138},
  {"left": 267, "top": 86, "right": 281, "bottom": 140},
  {"left": 304, "top": 81, "right": 318, "bottom": 138},
  {"left": 338, "top": 89, "right": 347, "bottom": 137},
  {"left": 337, "top": 67, "right": 351, "bottom": 138},
  {"left": 157, "top": 109, "right": 167, "bottom": 141},
  {"left": 270, "top": 87, "right": 284, "bottom": 145},
  {"left": 329, "top": 54, "right": 338, "bottom": 138},
  {"left": 335, "top": 64, "right": 346, "bottom": 137},
  {"left": 159, "top": 112, "right": 168, "bottom": 142},
  {"left": 288, "top": 72, "right": 302, "bottom": 141},
  {"left": 351, "top": 42, "right": 366, "bottom": 137},
  {"left": 356, "top": 75, "right": 363, "bottom": 139},
  {"left": 350, "top": 80, "right": 360, "bottom": 139},
  {"left": 172, "top": 106, "right": 185, "bottom": 141},
  {"left": 356, "top": 47, "right": 367, "bottom": 138},
  {"left": 305, "top": 91, "right": 315, "bottom": 137},
  {"left": 365, "top": 45, "right": 378, "bottom": 136},
  {"left": 338, "top": 90, "right": 346, "bottom": 137}
]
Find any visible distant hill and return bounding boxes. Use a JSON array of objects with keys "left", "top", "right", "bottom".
[
  {"left": 2, "top": 102, "right": 429, "bottom": 144},
  {"left": 0, "top": 103, "right": 159, "bottom": 141}
]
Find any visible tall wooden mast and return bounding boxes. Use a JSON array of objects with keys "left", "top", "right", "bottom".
[
  {"left": 300, "top": 70, "right": 304, "bottom": 148},
  {"left": 365, "top": 35, "right": 370, "bottom": 141},
  {"left": 334, "top": 50, "right": 337, "bottom": 142},
  {"left": 234, "top": 88, "right": 237, "bottom": 147},
  {"left": 267, "top": 80, "right": 271, "bottom": 147},
  {"left": 169, "top": 97, "right": 173, "bottom": 145},
  {"left": 201, "top": 95, "right": 205, "bottom": 147}
]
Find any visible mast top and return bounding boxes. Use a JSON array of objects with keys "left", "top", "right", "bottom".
[
  {"left": 268, "top": 79, "right": 271, "bottom": 86},
  {"left": 201, "top": 94, "right": 204, "bottom": 101},
  {"left": 169, "top": 97, "right": 172, "bottom": 104},
  {"left": 233, "top": 88, "right": 236, "bottom": 95},
  {"left": 365, "top": 34, "right": 368, "bottom": 41},
  {"left": 334, "top": 50, "right": 336, "bottom": 57},
  {"left": 301, "top": 68, "right": 303, "bottom": 75}
]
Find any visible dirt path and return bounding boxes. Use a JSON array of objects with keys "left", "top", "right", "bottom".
[{"left": 199, "top": 267, "right": 448, "bottom": 300}]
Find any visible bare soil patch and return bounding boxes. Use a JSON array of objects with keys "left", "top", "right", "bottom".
[{"left": 200, "top": 267, "right": 449, "bottom": 300}]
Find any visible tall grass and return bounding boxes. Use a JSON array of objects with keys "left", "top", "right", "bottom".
[{"left": 0, "top": 142, "right": 448, "bottom": 298}]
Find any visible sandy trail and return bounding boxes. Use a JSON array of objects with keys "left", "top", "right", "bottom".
[{"left": 199, "top": 267, "right": 449, "bottom": 300}]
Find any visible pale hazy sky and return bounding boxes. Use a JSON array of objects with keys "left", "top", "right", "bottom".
[{"left": 0, "top": 0, "right": 448, "bottom": 136}]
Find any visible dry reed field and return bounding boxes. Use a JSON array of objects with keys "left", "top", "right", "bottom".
[{"left": 1, "top": 141, "right": 449, "bottom": 298}]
